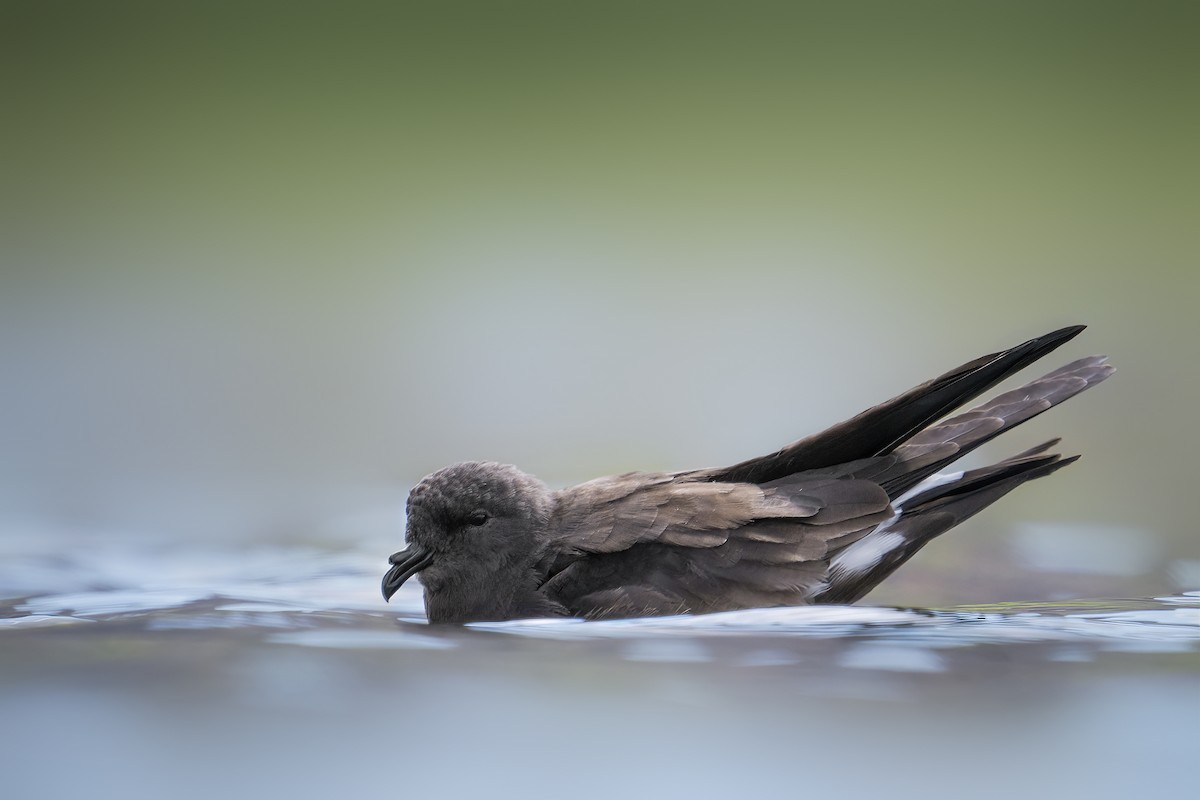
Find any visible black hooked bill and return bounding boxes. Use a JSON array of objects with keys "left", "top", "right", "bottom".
[{"left": 381, "top": 545, "right": 433, "bottom": 601}]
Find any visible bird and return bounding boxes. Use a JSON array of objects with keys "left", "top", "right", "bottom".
[{"left": 383, "top": 325, "right": 1112, "bottom": 623}]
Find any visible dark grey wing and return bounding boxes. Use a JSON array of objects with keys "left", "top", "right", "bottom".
[
  {"left": 688, "top": 326, "right": 1087, "bottom": 484},
  {"left": 536, "top": 332, "right": 1113, "bottom": 619},
  {"left": 866, "top": 355, "right": 1113, "bottom": 497},
  {"left": 540, "top": 473, "right": 893, "bottom": 619},
  {"left": 802, "top": 355, "right": 1115, "bottom": 499}
]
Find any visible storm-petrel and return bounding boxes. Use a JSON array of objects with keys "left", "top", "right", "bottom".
[{"left": 383, "top": 326, "right": 1112, "bottom": 623}]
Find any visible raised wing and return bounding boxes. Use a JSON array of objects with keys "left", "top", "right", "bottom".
[
  {"left": 813, "top": 354, "right": 1115, "bottom": 499},
  {"left": 688, "top": 325, "right": 1087, "bottom": 485},
  {"left": 536, "top": 339, "right": 1113, "bottom": 619}
]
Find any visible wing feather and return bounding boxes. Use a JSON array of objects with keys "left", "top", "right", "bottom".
[{"left": 542, "top": 470, "right": 896, "bottom": 616}]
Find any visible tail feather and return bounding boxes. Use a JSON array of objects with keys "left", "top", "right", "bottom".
[{"left": 814, "top": 450, "right": 1079, "bottom": 604}]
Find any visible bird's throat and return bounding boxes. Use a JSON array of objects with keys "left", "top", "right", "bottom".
[{"left": 423, "top": 566, "right": 557, "bottom": 624}]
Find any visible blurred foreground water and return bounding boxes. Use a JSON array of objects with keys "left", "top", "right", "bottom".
[{"left": 2, "top": 527, "right": 1196, "bottom": 800}]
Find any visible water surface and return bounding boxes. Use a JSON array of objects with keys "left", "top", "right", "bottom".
[{"left": 2, "top": 537, "right": 1196, "bottom": 800}]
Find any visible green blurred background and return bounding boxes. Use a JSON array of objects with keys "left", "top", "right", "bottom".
[{"left": 2, "top": 1, "right": 1197, "bottom": 602}]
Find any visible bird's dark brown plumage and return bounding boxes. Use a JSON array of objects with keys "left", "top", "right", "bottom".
[{"left": 382, "top": 326, "right": 1113, "bottom": 623}]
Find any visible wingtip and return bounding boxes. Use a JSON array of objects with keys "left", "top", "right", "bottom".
[
  {"left": 1053, "top": 453, "right": 1083, "bottom": 471},
  {"left": 1046, "top": 324, "right": 1087, "bottom": 343},
  {"left": 1007, "top": 324, "right": 1088, "bottom": 368}
]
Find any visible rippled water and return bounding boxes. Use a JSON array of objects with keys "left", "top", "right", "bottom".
[{"left": 2, "top": 537, "right": 1197, "bottom": 800}]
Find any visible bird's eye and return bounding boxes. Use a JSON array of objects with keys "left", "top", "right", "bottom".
[{"left": 465, "top": 510, "right": 490, "bottom": 527}]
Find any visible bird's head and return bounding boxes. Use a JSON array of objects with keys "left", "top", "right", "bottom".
[{"left": 382, "top": 461, "right": 554, "bottom": 622}]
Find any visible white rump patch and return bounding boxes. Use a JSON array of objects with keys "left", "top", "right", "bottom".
[
  {"left": 831, "top": 531, "right": 907, "bottom": 577},
  {"left": 826, "top": 471, "right": 966, "bottom": 582},
  {"left": 895, "top": 470, "right": 963, "bottom": 509}
]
